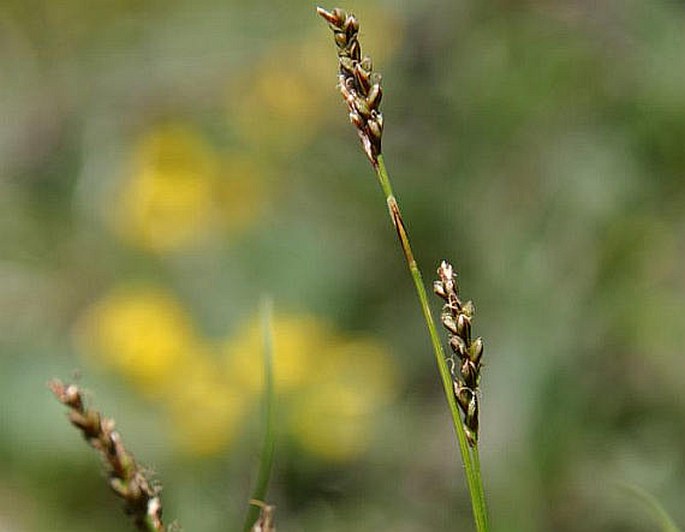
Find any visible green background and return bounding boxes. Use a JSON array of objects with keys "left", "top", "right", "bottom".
[{"left": 2, "top": 0, "right": 685, "bottom": 530}]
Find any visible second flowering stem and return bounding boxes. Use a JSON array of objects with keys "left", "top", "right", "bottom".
[{"left": 375, "top": 155, "right": 489, "bottom": 532}]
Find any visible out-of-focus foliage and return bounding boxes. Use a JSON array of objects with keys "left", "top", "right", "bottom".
[{"left": 2, "top": 0, "right": 685, "bottom": 531}]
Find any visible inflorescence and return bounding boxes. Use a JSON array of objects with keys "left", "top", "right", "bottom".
[
  {"left": 49, "top": 379, "right": 166, "bottom": 531},
  {"left": 317, "top": 7, "right": 384, "bottom": 167},
  {"left": 433, "top": 261, "right": 484, "bottom": 446}
]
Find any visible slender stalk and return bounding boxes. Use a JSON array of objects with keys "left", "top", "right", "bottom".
[
  {"left": 376, "top": 155, "right": 489, "bottom": 531},
  {"left": 471, "top": 445, "right": 488, "bottom": 530},
  {"left": 619, "top": 483, "right": 681, "bottom": 532},
  {"left": 316, "top": 7, "right": 488, "bottom": 528},
  {"left": 243, "top": 299, "right": 277, "bottom": 532}
]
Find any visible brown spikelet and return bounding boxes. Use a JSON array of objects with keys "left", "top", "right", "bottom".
[
  {"left": 433, "top": 261, "right": 484, "bottom": 446},
  {"left": 317, "top": 7, "right": 384, "bottom": 167},
  {"left": 49, "top": 379, "right": 166, "bottom": 531}
]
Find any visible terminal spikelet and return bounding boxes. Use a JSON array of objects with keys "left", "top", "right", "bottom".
[{"left": 317, "top": 7, "right": 384, "bottom": 167}]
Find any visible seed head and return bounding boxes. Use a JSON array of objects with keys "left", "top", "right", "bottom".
[
  {"left": 434, "top": 260, "right": 484, "bottom": 446},
  {"left": 49, "top": 379, "right": 166, "bottom": 530},
  {"left": 317, "top": 7, "right": 384, "bottom": 166}
]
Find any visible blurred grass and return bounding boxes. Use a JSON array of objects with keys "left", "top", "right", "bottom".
[{"left": 2, "top": 0, "right": 685, "bottom": 530}]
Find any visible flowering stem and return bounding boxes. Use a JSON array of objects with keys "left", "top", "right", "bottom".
[
  {"left": 375, "top": 155, "right": 489, "bottom": 531},
  {"left": 243, "top": 298, "right": 277, "bottom": 532},
  {"left": 471, "top": 444, "right": 487, "bottom": 528}
]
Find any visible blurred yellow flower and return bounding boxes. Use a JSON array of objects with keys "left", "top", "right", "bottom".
[
  {"left": 225, "top": 313, "right": 399, "bottom": 461},
  {"left": 167, "top": 357, "right": 248, "bottom": 456},
  {"left": 75, "top": 284, "right": 250, "bottom": 455},
  {"left": 77, "top": 294, "right": 399, "bottom": 460},
  {"left": 289, "top": 382, "right": 373, "bottom": 462},
  {"left": 112, "top": 123, "right": 265, "bottom": 253},
  {"left": 74, "top": 285, "right": 200, "bottom": 398},
  {"left": 226, "top": 315, "right": 333, "bottom": 395},
  {"left": 318, "top": 338, "right": 399, "bottom": 406},
  {"left": 113, "top": 124, "right": 219, "bottom": 252}
]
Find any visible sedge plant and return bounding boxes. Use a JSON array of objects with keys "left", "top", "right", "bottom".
[{"left": 317, "top": 7, "right": 489, "bottom": 531}]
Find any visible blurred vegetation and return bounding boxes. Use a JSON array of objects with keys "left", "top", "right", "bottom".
[{"left": 1, "top": 0, "right": 685, "bottom": 530}]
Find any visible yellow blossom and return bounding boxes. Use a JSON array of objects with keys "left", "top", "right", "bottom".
[
  {"left": 288, "top": 382, "right": 372, "bottom": 462},
  {"left": 316, "top": 338, "right": 399, "bottom": 406},
  {"left": 75, "top": 284, "right": 250, "bottom": 456},
  {"left": 111, "top": 123, "right": 265, "bottom": 253},
  {"left": 226, "top": 314, "right": 333, "bottom": 395},
  {"left": 225, "top": 313, "right": 399, "bottom": 460},
  {"left": 74, "top": 285, "right": 200, "bottom": 398},
  {"left": 166, "top": 357, "right": 248, "bottom": 456},
  {"left": 113, "top": 124, "right": 220, "bottom": 253}
]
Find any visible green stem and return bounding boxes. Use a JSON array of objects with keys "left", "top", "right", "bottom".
[
  {"left": 243, "top": 298, "right": 277, "bottom": 532},
  {"left": 142, "top": 515, "right": 161, "bottom": 532},
  {"left": 618, "top": 483, "right": 681, "bottom": 532},
  {"left": 375, "top": 155, "right": 489, "bottom": 532},
  {"left": 471, "top": 445, "right": 488, "bottom": 531}
]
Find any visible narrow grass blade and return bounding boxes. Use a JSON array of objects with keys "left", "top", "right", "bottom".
[
  {"left": 243, "top": 298, "right": 277, "bottom": 532},
  {"left": 619, "top": 482, "right": 680, "bottom": 532}
]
